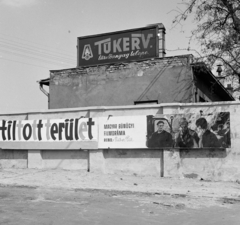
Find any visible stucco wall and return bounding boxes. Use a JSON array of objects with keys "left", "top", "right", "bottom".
[
  {"left": 49, "top": 60, "right": 194, "bottom": 109},
  {"left": 0, "top": 150, "right": 27, "bottom": 169},
  {"left": 41, "top": 150, "right": 88, "bottom": 170},
  {"left": 102, "top": 149, "right": 161, "bottom": 176},
  {"left": 163, "top": 102, "right": 240, "bottom": 181},
  {"left": 0, "top": 113, "right": 28, "bottom": 169},
  {"left": 1, "top": 101, "right": 240, "bottom": 181}
]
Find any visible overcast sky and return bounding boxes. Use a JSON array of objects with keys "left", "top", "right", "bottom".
[{"left": 0, "top": 0, "right": 198, "bottom": 113}]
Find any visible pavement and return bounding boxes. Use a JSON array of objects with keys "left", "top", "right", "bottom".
[{"left": 0, "top": 168, "right": 240, "bottom": 201}]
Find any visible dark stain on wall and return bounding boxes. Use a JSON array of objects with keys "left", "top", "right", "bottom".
[
  {"left": 0, "top": 150, "right": 27, "bottom": 159},
  {"left": 180, "top": 149, "right": 227, "bottom": 159},
  {"left": 184, "top": 173, "right": 198, "bottom": 179}
]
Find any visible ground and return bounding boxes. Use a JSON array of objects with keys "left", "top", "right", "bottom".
[{"left": 1, "top": 186, "right": 240, "bottom": 225}]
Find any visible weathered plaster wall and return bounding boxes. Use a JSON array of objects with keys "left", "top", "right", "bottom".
[
  {"left": 49, "top": 61, "right": 194, "bottom": 109},
  {"left": 0, "top": 150, "right": 27, "bottom": 169},
  {"left": 163, "top": 102, "right": 240, "bottom": 181},
  {"left": 0, "top": 114, "right": 28, "bottom": 169},
  {"left": 102, "top": 149, "right": 161, "bottom": 176},
  {"left": 41, "top": 150, "right": 88, "bottom": 170}
]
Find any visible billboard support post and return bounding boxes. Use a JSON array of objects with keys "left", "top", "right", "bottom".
[{"left": 160, "top": 149, "right": 164, "bottom": 177}]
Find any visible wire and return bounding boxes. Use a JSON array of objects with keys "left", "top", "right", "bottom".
[
  {"left": 0, "top": 43, "right": 73, "bottom": 64},
  {"left": 0, "top": 38, "right": 75, "bottom": 61},
  {"left": 0, "top": 32, "right": 74, "bottom": 57},
  {"left": 0, "top": 32, "right": 76, "bottom": 67},
  {"left": 0, "top": 57, "right": 52, "bottom": 69},
  {"left": 0, "top": 48, "right": 74, "bottom": 66}
]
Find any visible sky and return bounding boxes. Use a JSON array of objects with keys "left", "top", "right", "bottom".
[{"left": 0, "top": 0, "right": 199, "bottom": 113}]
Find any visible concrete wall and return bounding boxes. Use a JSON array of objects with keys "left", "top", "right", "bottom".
[
  {"left": 1, "top": 101, "right": 240, "bottom": 181},
  {"left": 49, "top": 60, "right": 195, "bottom": 109},
  {"left": 0, "top": 113, "right": 28, "bottom": 169},
  {"left": 162, "top": 102, "right": 240, "bottom": 181},
  {"left": 0, "top": 150, "right": 27, "bottom": 169},
  {"left": 102, "top": 149, "right": 161, "bottom": 176}
]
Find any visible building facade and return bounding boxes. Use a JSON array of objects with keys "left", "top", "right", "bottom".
[{"left": 39, "top": 24, "right": 234, "bottom": 108}]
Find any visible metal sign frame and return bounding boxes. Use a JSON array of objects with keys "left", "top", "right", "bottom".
[{"left": 77, "top": 25, "right": 160, "bottom": 67}]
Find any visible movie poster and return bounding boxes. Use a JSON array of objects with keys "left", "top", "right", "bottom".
[{"left": 146, "top": 112, "right": 231, "bottom": 148}]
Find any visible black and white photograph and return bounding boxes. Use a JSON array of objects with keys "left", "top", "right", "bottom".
[
  {"left": 147, "top": 112, "right": 231, "bottom": 148},
  {"left": 0, "top": 0, "right": 240, "bottom": 224}
]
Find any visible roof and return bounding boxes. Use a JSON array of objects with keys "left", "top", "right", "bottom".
[
  {"left": 38, "top": 78, "right": 50, "bottom": 86},
  {"left": 191, "top": 62, "right": 234, "bottom": 101},
  {"left": 39, "top": 55, "right": 235, "bottom": 101}
]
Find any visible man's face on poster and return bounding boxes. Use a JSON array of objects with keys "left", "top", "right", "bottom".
[
  {"left": 157, "top": 122, "right": 164, "bottom": 132},
  {"left": 196, "top": 126, "right": 204, "bottom": 137},
  {"left": 180, "top": 123, "right": 188, "bottom": 134}
]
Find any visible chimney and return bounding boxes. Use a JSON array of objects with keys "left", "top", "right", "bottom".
[
  {"left": 157, "top": 23, "right": 166, "bottom": 58},
  {"left": 147, "top": 23, "right": 166, "bottom": 58},
  {"left": 216, "top": 64, "right": 222, "bottom": 76}
]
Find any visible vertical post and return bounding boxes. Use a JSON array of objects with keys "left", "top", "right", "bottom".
[
  {"left": 160, "top": 149, "right": 164, "bottom": 177},
  {"left": 77, "top": 38, "right": 79, "bottom": 67},
  {"left": 88, "top": 150, "right": 105, "bottom": 173},
  {"left": 87, "top": 150, "right": 90, "bottom": 172},
  {"left": 28, "top": 150, "right": 42, "bottom": 169}
]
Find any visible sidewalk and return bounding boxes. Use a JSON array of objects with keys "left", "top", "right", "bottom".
[{"left": 0, "top": 169, "right": 240, "bottom": 200}]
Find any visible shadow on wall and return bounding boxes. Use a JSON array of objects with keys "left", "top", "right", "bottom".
[
  {"left": 103, "top": 148, "right": 227, "bottom": 159},
  {"left": 41, "top": 150, "right": 88, "bottom": 160},
  {"left": 179, "top": 149, "right": 227, "bottom": 159},
  {"left": 0, "top": 150, "right": 27, "bottom": 159},
  {"left": 103, "top": 149, "right": 162, "bottom": 159},
  {"left": 172, "top": 66, "right": 194, "bottom": 103}
]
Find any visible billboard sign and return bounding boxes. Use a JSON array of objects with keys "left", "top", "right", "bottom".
[
  {"left": 146, "top": 112, "right": 231, "bottom": 149},
  {"left": 0, "top": 117, "right": 98, "bottom": 149},
  {"left": 98, "top": 112, "right": 231, "bottom": 149},
  {"left": 77, "top": 25, "right": 159, "bottom": 67},
  {"left": 0, "top": 112, "right": 231, "bottom": 150},
  {"left": 0, "top": 118, "right": 97, "bottom": 142}
]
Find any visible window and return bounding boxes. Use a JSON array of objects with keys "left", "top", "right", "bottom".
[{"left": 134, "top": 100, "right": 158, "bottom": 105}]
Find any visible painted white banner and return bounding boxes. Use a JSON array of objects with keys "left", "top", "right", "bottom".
[
  {"left": 98, "top": 115, "right": 147, "bottom": 148},
  {"left": 0, "top": 117, "right": 98, "bottom": 142}
]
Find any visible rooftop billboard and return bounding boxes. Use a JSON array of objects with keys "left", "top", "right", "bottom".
[{"left": 77, "top": 25, "right": 160, "bottom": 67}]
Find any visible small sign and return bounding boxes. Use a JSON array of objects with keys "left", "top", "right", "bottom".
[
  {"left": 98, "top": 115, "right": 147, "bottom": 148},
  {"left": 77, "top": 25, "right": 159, "bottom": 67}
]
